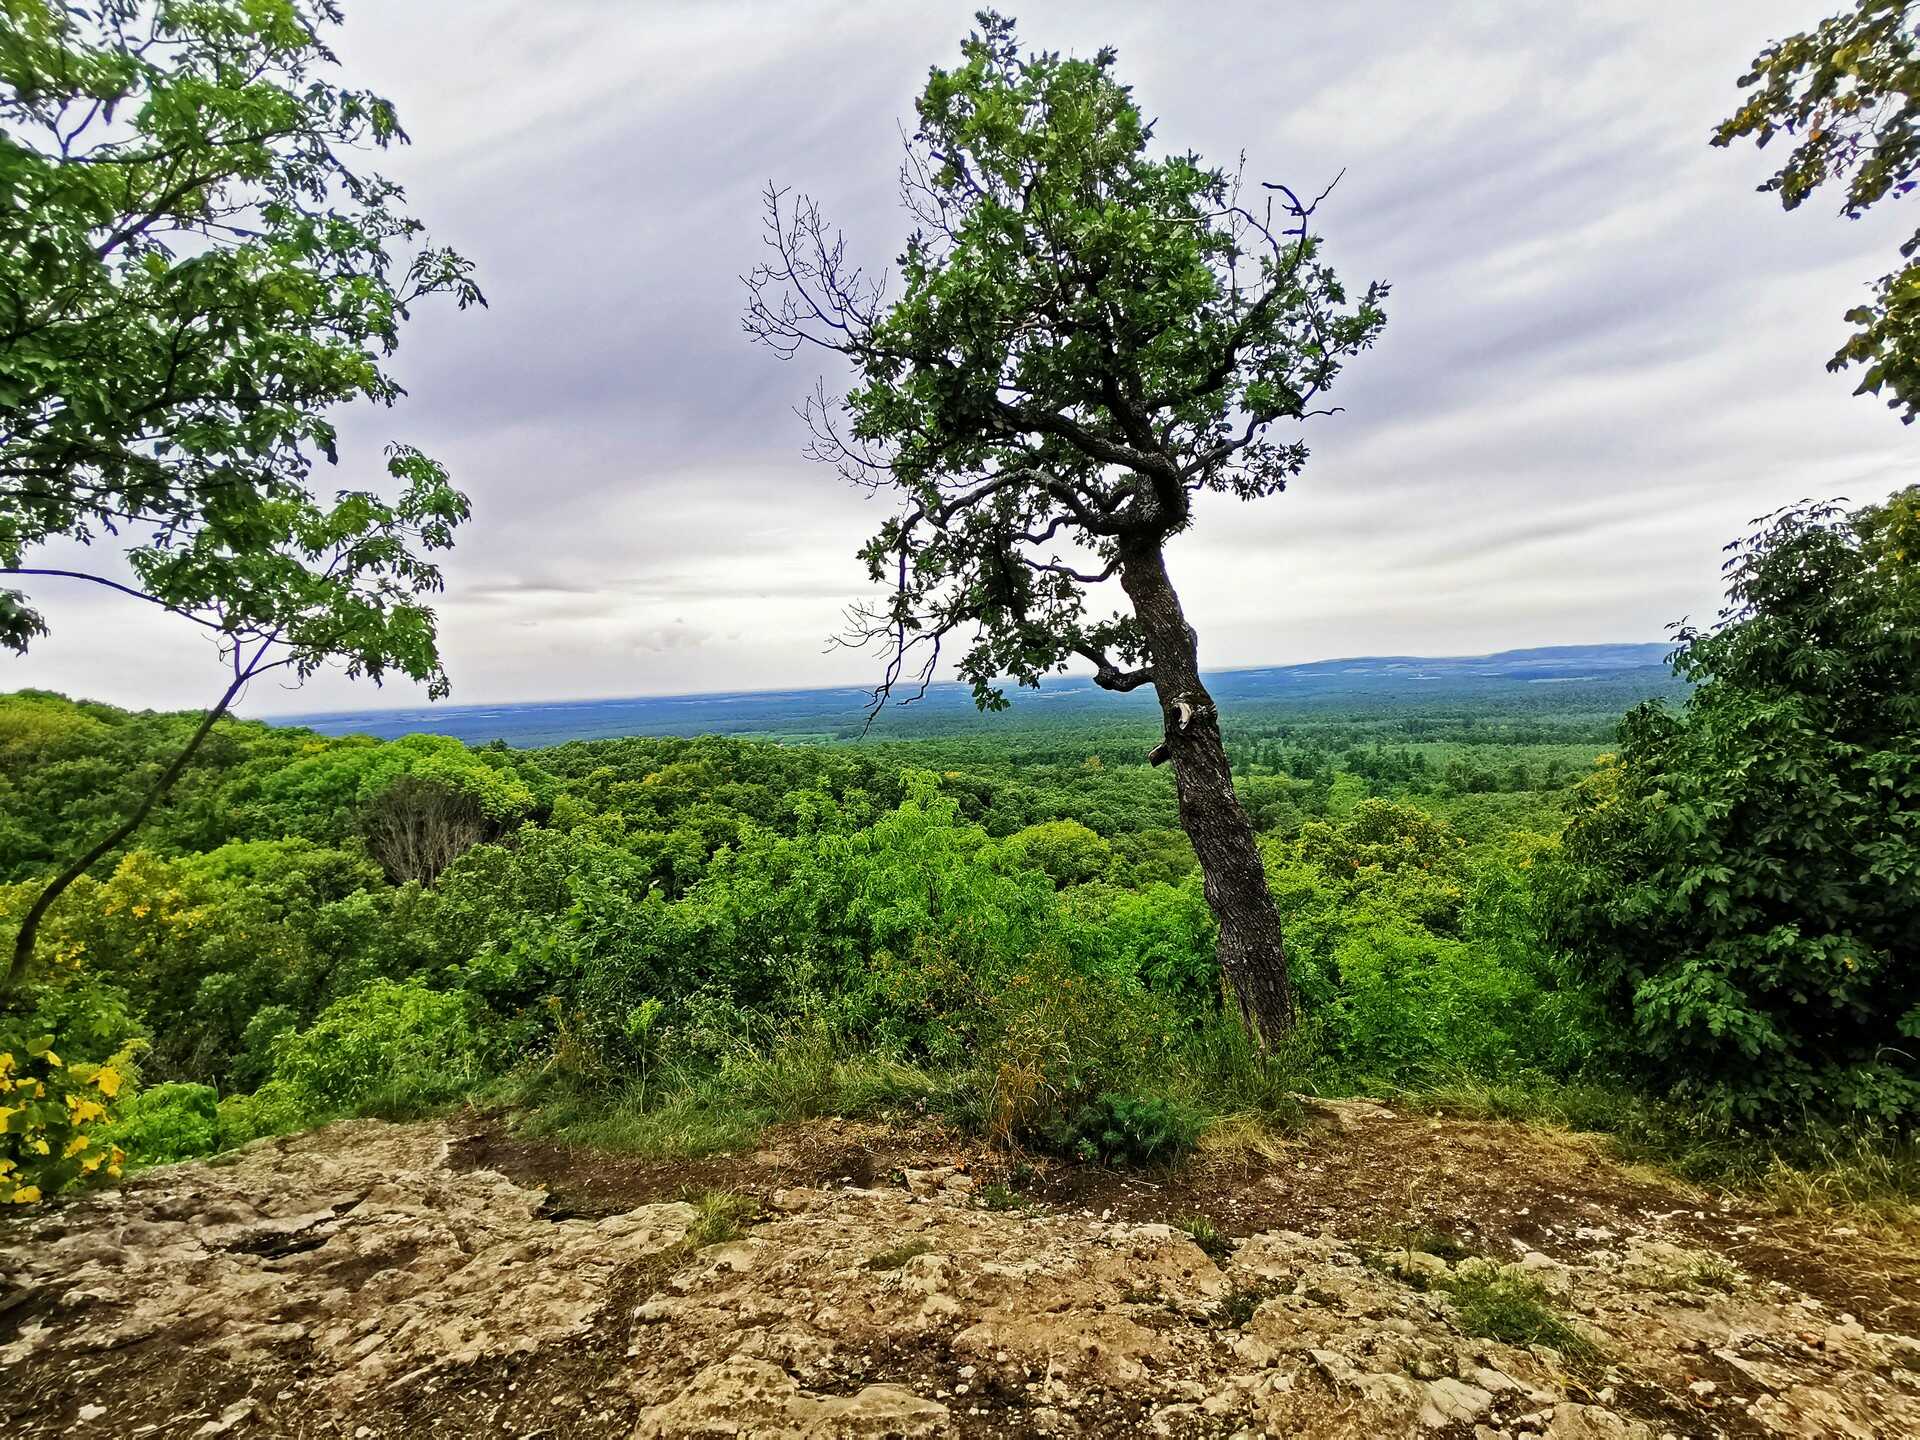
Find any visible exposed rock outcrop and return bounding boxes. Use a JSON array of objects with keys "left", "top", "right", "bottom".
[{"left": 3, "top": 1117, "right": 1917, "bottom": 1438}]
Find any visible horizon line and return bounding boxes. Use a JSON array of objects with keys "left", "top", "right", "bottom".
[{"left": 246, "top": 639, "right": 1672, "bottom": 723}]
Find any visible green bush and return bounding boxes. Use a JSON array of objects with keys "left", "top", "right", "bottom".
[
  {"left": 1050, "top": 1091, "right": 1203, "bottom": 1168},
  {"left": 214, "top": 1081, "right": 313, "bottom": 1149},
  {"left": 270, "top": 979, "right": 487, "bottom": 1117},
  {"left": 0, "top": 940, "right": 144, "bottom": 1203},
  {"left": 108, "top": 1082, "right": 220, "bottom": 1167},
  {"left": 1547, "top": 491, "right": 1920, "bottom": 1125}
]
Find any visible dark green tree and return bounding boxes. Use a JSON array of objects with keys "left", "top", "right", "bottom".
[
  {"left": 0, "top": 1, "right": 480, "bottom": 989},
  {"left": 743, "top": 13, "right": 1387, "bottom": 1045},
  {"left": 1715, "top": 0, "right": 1920, "bottom": 420},
  {"left": 1549, "top": 490, "right": 1920, "bottom": 1125}
]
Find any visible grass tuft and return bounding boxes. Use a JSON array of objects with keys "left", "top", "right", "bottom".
[
  {"left": 1216, "top": 1279, "right": 1270, "bottom": 1328},
  {"left": 978, "top": 1181, "right": 1027, "bottom": 1212},
  {"left": 1196, "top": 1110, "right": 1297, "bottom": 1167},
  {"left": 1439, "top": 1261, "right": 1605, "bottom": 1375},
  {"left": 1174, "top": 1211, "right": 1234, "bottom": 1263},
  {"left": 683, "top": 1188, "right": 760, "bottom": 1247}
]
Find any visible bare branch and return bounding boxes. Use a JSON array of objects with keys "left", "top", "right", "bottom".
[{"left": 1072, "top": 642, "right": 1153, "bottom": 692}]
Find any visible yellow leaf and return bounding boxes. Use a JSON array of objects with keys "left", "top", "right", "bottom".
[
  {"left": 43, "top": 1050, "right": 61, "bottom": 1068},
  {"left": 64, "top": 1135, "right": 90, "bottom": 1158},
  {"left": 10, "top": 1185, "right": 42, "bottom": 1204},
  {"left": 92, "top": 1065, "right": 123, "bottom": 1099}
]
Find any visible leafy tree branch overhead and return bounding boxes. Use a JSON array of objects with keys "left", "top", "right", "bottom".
[
  {"left": 744, "top": 11, "right": 1388, "bottom": 1046},
  {"left": 1717, "top": 0, "right": 1920, "bottom": 420},
  {"left": 0, "top": 0, "right": 482, "bottom": 991}
]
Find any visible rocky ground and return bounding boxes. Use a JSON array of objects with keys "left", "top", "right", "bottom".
[{"left": 3, "top": 1102, "right": 1918, "bottom": 1438}]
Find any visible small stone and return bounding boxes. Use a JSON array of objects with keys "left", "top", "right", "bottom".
[{"left": 1420, "top": 1377, "right": 1494, "bottom": 1428}]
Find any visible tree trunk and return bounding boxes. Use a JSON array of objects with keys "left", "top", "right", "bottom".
[{"left": 1119, "top": 542, "right": 1295, "bottom": 1048}]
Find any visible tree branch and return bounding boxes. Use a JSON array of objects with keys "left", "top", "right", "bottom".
[{"left": 1073, "top": 642, "right": 1154, "bottom": 692}]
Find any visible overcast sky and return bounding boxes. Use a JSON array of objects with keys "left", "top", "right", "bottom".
[{"left": 9, "top": 1, "right": 1913, "bottom": 716}]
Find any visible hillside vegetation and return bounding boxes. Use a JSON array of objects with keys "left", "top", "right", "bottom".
[
  {"left": 4, "top": 495, "right": 1915, "bottom": 1212},
  {"left": 0, "top": 682, "right": 1598, "bottom": 1174}
]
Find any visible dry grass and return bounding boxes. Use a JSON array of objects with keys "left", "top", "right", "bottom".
[{"left": 1195, "top": 1111, "right": 1297, "bottom": 1168}]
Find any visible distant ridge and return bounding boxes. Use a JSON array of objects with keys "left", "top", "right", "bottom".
[{"left": 262, "top": 643, "right": 1675, "bottom": 749}]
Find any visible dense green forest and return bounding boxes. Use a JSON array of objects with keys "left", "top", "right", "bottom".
[
  {"left": 5, "top": 489, "right": 1914, "bottom": 1207},
  {"left": 0, "top": 677, "right": 1605, "bottom": 1189}
]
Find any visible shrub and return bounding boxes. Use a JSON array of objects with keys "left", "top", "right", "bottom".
[
  {"left": 1547, "top": 491, "right": 1920, "bottom": 1126},
  {"left": 0, "top": 933, "right": 143, "bottom": 1203},
  {"left": 1062, "top": 879, "right": 1217, "bottom": 1015},
  {"left": 1050, "top": 1091, "right": 1204, "bottom": 1168},
  {"left": 109, "top": 1082, "right": 221, "bottom": 1167},
  {"left": 214, "top": 1081, "right": 313, "bottom": 1149},
  {"left": 0, "top": 1034, "right": 132, "bottom": 1203},
  {"left": 270, "top": 979, "right": 487, "bottom": 1116}
]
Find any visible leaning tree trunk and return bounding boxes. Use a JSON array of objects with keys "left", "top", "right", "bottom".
[{"left": 1119, "top": 542, "right": 1295, "bottom": 1048}]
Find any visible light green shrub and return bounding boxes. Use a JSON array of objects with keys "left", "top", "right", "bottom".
[
  {"left": 270, "top": 979, "right": 486, "bottom": 1116},
  {"left": 108, "top": 1082, "right": 220, "bottom": 1167}
]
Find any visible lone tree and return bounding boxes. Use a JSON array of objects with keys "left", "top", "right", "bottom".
[
  {"left": 0, "top": 0, "right": 481, "bottom": 990},
  {"left": 1715, "top": 0, "right": 1920, "bottom": 421},
  {"left": 744, "top": 13, "right": 1387, "bottom": 1046}
]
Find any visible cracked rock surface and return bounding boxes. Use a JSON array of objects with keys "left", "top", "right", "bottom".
[{"left": 2, "top": 1116, "right": 1918, "bottom": 1437}]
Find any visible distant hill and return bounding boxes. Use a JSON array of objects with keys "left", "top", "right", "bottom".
[{"left": 263, "top": 643, "right": 1677, "bottom": 749}]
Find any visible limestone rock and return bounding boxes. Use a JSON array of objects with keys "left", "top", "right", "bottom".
[
  {"left": 1419, "top": 1377, "right": 1493, "bottom": 1428},
  {"left": 633, "top": 1355, "right": 949, "bottom": 1438}
]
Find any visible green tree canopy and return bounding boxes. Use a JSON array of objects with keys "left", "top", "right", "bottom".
[
  {"left": 0, "top": 0, "right": 481, "bottom": 654},
  {"left": 0, "top": 0, "right": 480, "bottom": 990}
]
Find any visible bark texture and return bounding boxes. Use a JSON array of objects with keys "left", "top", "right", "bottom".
[{"left": 1120, "top": 543, "right": 1295, "bottom": 1047}]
